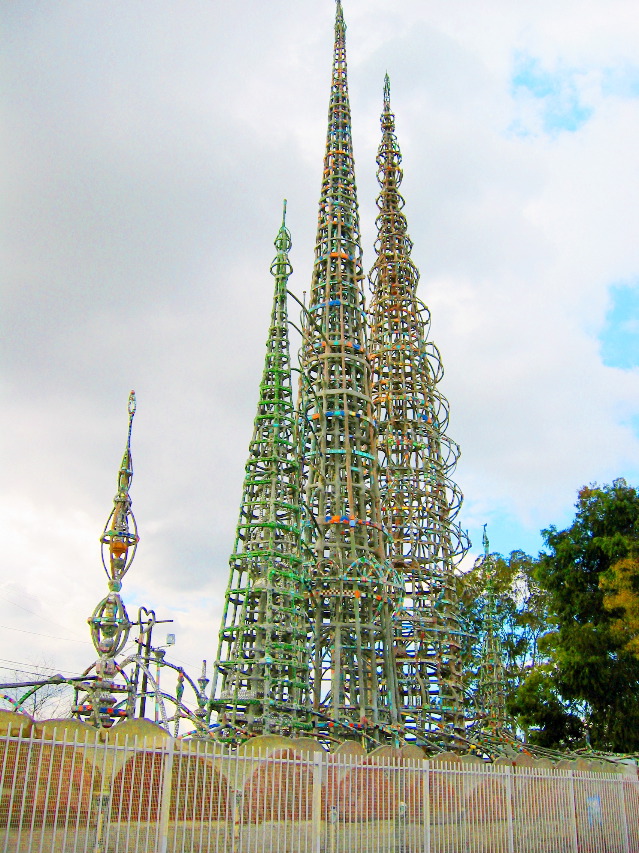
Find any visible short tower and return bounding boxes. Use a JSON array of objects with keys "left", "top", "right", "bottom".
[{"left": 211, "top": 206, "right": 310, "bottom": 738}]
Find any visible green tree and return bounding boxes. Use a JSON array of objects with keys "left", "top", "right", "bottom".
[
  {"left": 507, "top": 663, "right": 584, "bottom": 748},
  {"left": 600, "top": 554, "right": 639, "bottom": 657},
  {"left": 526, "top": 479, "right": 639, "bottom": 752}
]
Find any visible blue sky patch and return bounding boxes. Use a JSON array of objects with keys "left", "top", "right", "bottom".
[
  {"left": 600, "top": 283, "right": 639, "bottom": 370},
  {"left": 601, "top": 65, "right": 639, "bottom": 99},
  {"left": 466, "top": 516, "right": 545, "bottom": 560},
  {"left": 511, "top": 53, "right": 593, "bottom": 136}
]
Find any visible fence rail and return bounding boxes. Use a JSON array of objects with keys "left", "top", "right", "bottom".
[{"left": 0, "top": 730, "right": 637, "bottom": 852}]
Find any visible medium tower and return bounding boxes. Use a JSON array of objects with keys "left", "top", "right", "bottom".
[
  {"left": 298, "top": 2, "right": 402, "bottom": 740},
  {"left": 211, "top": 206, "right": 310, "bottom": 738},
  {"left": 368, "top": 77, "right": 469, "bottom": 744}
]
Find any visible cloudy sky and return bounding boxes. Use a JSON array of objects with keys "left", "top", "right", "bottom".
[{"left": 2, "top": 0, "right": 639, "bottom": 692}]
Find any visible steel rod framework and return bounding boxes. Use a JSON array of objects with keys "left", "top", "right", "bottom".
[
  {"left": 73, "top": 392, "right": 139, "bottom": 728},
  {"left": 211, "top": 205, "right": 311, "bottom": 738},
  {"left": 298, "top": 1, "right": 403, "bottom": 741},
  {"left": 66, "top": 394, "right": 210, "bottom": 734},
  {"left": 476, "top": 527, "right": 509, "bottom": 735},
  {"left": 368, "top": 76, "right": 470, "bottom": 746}
]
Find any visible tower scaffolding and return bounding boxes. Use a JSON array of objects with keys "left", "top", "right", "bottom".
[
  {"left": 298, "top": 1, "right": 403, "bottom": 742},
  {"left": 475, "top": 526, "right": 509, "bottom": 737},
  {"left": 368, "top": 76, "right": 470, "bottom": 746},
  {"left": 210, "top": 206, "right": 311, "bottom": 738}
]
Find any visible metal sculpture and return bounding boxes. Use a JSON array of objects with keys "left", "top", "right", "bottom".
[
  {"left": 297, "top": 1, "right": 403, "bottom": 742},
  {"left": 71, "top": 393, "right": 210, "bottom": 733},
  {"left": 210, "top": 205, "right": 311, "bottom": 740},
  {"left": 475, "top": 526, "right": 509, "bottom": 736},
  {"left": 368, "top": 76, "right": 469, "bottom": 746},
  {"left": 73, "top": 391, "right": 139, "bottom": 727}
]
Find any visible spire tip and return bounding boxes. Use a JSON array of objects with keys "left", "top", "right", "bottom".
[{"left": 274, "top": 201, "right": 292, "bottom": 256}]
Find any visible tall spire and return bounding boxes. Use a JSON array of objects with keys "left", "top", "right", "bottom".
[
  {"left": 476, "top": 527, "right": 509, "bottom": 736},
  {"left": 368, "top": 76, "right": 469, "bottom": 746},
  {"left": 298, "top": 4, "right": 402, "bottom": 741},
  {"left": 211, "top": 205, "right": 311, "bottom": 739}
]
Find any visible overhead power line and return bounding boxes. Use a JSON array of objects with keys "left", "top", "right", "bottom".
[{"left": 0, "top": 623, "right": 91, "bottom": 644}]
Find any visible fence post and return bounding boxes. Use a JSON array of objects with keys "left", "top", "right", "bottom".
[
  {"left": 618, "top": 774, "right": 631, "bottom": 853},
  {"left": 157, "top": 737, "right": 175, "bottom": 853},
  {"left": 505, "top": 766, "right": 514, "bottom": 853},
  {"left": 92, "top": 734, "right": 114, "bottom": 853},
  {"left": 422, "top": 759, "right": 430, "bottom": 853},
  {"left": 312, "top": 752, "right": 323, "bottom": 853},
  {"left": 568, "top": 770, "right": 579, "bottom": 853}
]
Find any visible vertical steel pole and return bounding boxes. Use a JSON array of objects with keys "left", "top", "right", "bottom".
[
  {"left": 505, "top": 766, "right": 514, "bottom": 853},
  {"left": 618, "top": 774, "right": 631, "bottom": 853},
  {"left": 568, "top": 770, "right": 579, "bottom": 853},
  {"left": 312, "top": 753, "right": 323, "bottom": 853},
  {"left": 157, "top": 737, "right": 175, "bottom": 853},
  {"left": 423, "top": 759, "right": 431, "bottom": 853}
]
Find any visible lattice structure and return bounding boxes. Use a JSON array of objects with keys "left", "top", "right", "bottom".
[
  {"left": 368, "top": 77, "right": 469, "bottom": 746},
  {"left": 74, "top": 392, "right": 139, "bottom": 727},
  {"left": 298, "top": 2, "right": 402, "bottom": 741},
  {"left": 476, "top": 526, "right": 509, "bottom": 735},
  {"left": 68, "top": 394, "right": 211, "bottom": 734},
  {"left": 211, "top": 206, "right": 311, "bottom": 739}
]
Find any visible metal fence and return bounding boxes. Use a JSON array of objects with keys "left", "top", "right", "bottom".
[{"left": 1, "top": 729, "right": 637, "bottom": 853}]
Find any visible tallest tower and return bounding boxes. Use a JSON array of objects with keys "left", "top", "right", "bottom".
[{"left": 299, "top": 1, "right": 402, "bottom": 741}]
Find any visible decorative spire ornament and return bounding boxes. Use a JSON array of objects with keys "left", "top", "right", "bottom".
[
  {"left": 77, "top": 392, "right": 138, "bottom": 727},
  {"left": 91, "top": 391, "right": 138, "bottom": 657},
  {"left": 210, "top": 204, "right": 311, "bottom": 739},
  {"left": 72, "top": 393, "right": 217, "bottom": 733},
  {"left": 368, "top": 76, "right": 469, "bottom": 745},
  {"left": 298, "top": 4, "right": 402, "bottom": 741}
]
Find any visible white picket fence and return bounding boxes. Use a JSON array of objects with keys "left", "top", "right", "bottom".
[{"left": 1, "top": 730, "right": 637, "bottom": 853}]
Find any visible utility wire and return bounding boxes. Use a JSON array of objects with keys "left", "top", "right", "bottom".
[
  {"left": 0, "top": 594, "right": 88, "bottom": 641},
  {"left": 0, "top": 662, "right": 81, "bottom": 679},
  {"left": 0, "top": 623, "right": 91, "bottom": 644}
]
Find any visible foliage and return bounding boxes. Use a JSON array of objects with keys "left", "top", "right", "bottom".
[
  {"left": 461, "top": 481, "right": 639, "bottom": 751},
  {"left": 600, "top": 554, "right": 639, "bottom": 657},
  {"left": 525, "top": 479, "right": 639, "bottom": 752},
  {"left": 507, "top": 664, "right": 584, "bottom": 748}
]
